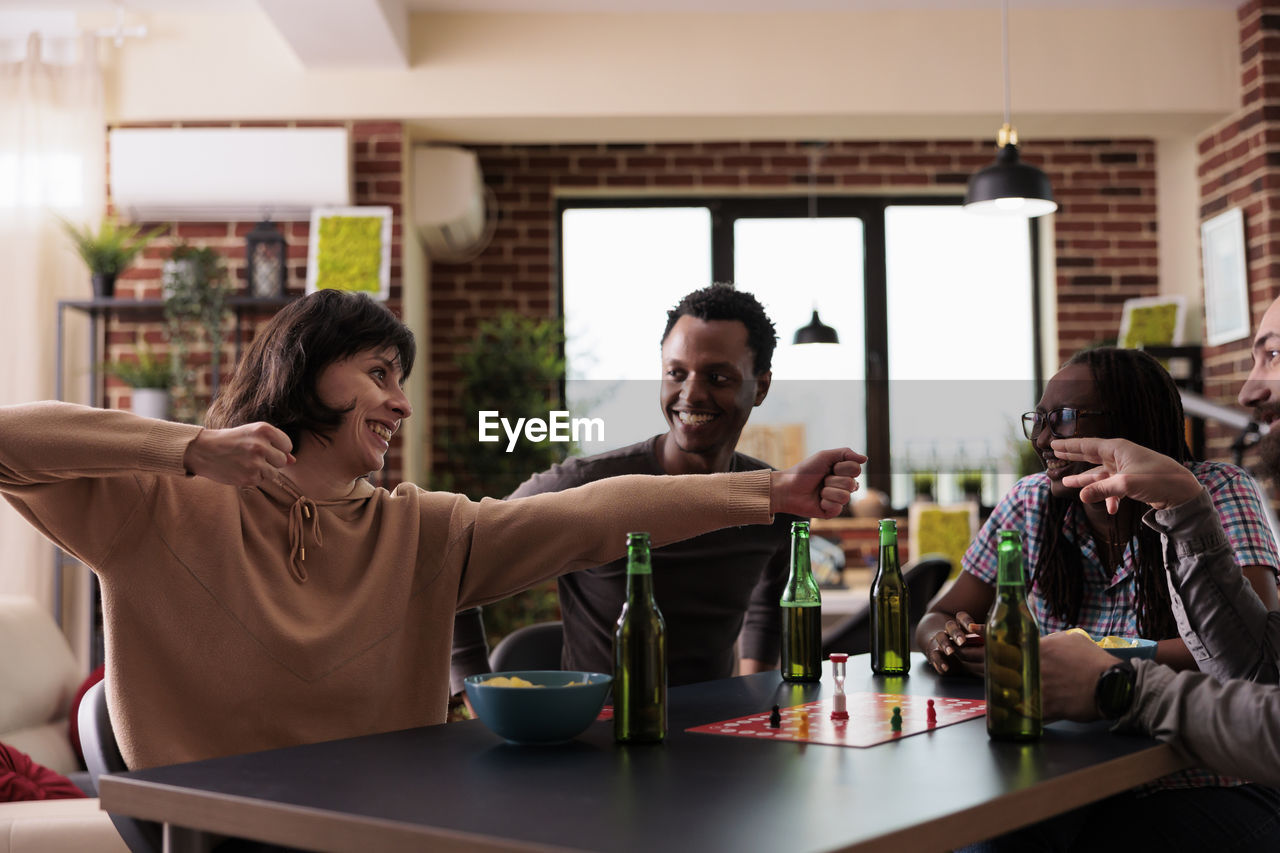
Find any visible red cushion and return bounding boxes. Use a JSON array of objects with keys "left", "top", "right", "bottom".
[
  {"left": 0, "top": 742, "right": 85, "bottom": 801},
  {"left": 68, "top": 664, "right": 105, "bottom": 767}
]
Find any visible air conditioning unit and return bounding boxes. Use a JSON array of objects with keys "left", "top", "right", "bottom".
[
  {"left": 412, "top": 146, "right": 489, "bottom": 261},
  {"left": 109, "top": 127, "right": 351, "bottom": 221}
]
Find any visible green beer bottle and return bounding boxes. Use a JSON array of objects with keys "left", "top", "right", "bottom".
[
  {"left": 781, "top": 521, "right": 822, "bottom": 682},
  {"left": 870, "top": 519, "right": 910, "bottom": 675},
  {"left": 985, "top": 529, "right": 1042, "bottom": 741},
  {"left": 614, "top": 532, "right": 667, "bottom": 743}
]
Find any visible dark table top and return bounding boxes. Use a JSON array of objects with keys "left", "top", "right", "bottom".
[{"left": 100, "top": 654, "right": 1187, "bottom": 853}]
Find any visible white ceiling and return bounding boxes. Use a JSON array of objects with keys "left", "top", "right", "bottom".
[
  {"left": 0, "top": 0, "right": 1245, "bottom": 10},
  {"left": 0, "top": 0, "right": 1245, "bottom": 70}
]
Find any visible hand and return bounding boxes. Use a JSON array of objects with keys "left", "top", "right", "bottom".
[
  {"left": 184, "top": 422, "right": 295, "bottom": 487},
  {"left": 770, "top": 448, "right": 867, "bottom": 518},
  {"left": 986, "top": 639, "right": 1034, "bottom": 727},
  {"left": 923, "top": 611, "right": 985, "bottom": 676},
  {"left": 1050, "top": 437, "right": 1202, "bottom": 514},
  {"left": 1040, "top": 630, "right": 1117, "bottom": 722}
]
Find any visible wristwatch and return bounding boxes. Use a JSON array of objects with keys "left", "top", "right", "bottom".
[{"left": 1094, "top": 659, "right": 1138, "bottom": 720}]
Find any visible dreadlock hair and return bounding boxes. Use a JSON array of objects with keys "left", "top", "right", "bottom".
[
  {"left": 1034, "top": 346, "right": 1190, "bottom": 640},
  {"left": 660, "top": 283, "right": 777, "bottom": 376}
]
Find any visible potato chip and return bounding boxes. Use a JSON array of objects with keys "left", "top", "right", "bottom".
[
  {"left": 484, "top": 676, "right": 542, "bottom": 688},
  {"left": 1096, "top": 636, "right": 1138, "bottom": 649}
]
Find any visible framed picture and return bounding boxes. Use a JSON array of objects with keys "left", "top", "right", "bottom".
[
  {"left": 1118, "top": 295, "right": 1186, "bottom": 349},
  {"left": 1201, "top": 207, "right": 1251, "bottom": 347},
  {"left": 306, "top": 206, "right": 393, "bottom": 301}
]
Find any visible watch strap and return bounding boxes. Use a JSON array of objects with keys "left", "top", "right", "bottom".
[{"left": 1094, "top": 659, "right": 1138, "bottom": 720}]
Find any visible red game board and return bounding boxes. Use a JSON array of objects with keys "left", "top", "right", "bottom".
[{"left": 686, "top": 693, "right": 987, "bottom": 748}]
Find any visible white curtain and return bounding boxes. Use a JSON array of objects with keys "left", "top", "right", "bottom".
[{"left": 0, "top": 33, "right": 103, "bottom": 632}]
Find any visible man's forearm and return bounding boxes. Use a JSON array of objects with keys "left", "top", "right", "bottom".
[
  {"left": 1120, "top": 660, "right": 1280, "bottom": 786},
  {"left": 1145, "top": 489, "right": 1280, "bottom": 683}
]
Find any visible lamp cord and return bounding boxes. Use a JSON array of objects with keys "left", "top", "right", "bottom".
[{"left": 1002, "top": 0, "right": 1011, "bottom": 128}]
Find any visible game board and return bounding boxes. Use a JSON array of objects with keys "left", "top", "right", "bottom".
[{"left": 686, "top": 693, "right": 987, "bottom": 748}]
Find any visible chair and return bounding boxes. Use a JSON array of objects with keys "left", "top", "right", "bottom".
[
  {"left": 821, "top": 555, "right": 952, "bottom": 657},
  {"left": 78, "top": 681, "right": 162, "bottom": 853},
  {"left": 488, "top": 621, "right": 564, "bottom": 672}
]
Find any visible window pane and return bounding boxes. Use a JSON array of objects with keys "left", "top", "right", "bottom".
[
  {"left": 562, "top": 207, "right": 712, "bottom": 453},
  {"left": 734, "top": 218, "right": 866, "bottom": 473},
  {"left": 886, "top": 206, "right": 1035, "bottom": 506}
]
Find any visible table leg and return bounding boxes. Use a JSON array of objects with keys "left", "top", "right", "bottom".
[{"left": 164, "top": 824, "right": 217, "bottom": 853}]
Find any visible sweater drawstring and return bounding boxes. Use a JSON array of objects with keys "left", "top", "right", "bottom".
[{"left": 287, "top": 496, "right": 323, "bottom": 583}]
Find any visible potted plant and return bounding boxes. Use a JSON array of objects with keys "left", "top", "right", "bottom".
[
  {"left": 957, "top": 469, "right": 985, "bottom": 501},
  {"left": 911, "top": 471, "right": 937, "bottom": 503},
  {"left": 162, "top": 243, "right": 230, "bottom": 423},
  {"left": 104, "top": 339, "right": 174, "bottom": 420},
  {"left": 59, "top": 216, "right": 164, "bottom": 298}
]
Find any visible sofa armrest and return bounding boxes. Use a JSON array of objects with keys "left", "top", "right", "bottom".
[{"left": 0, "top": 799, "right": 128, "bottom": 853}]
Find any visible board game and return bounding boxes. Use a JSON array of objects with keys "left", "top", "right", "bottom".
[{"left": 686, "top": 693, "right": 987, "bottom": 748}]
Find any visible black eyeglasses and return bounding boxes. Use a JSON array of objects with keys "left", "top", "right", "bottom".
[{"left": 1021, "top": 408, "right": 1109, "bottom": 440}]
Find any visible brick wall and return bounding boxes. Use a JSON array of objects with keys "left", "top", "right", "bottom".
[
  {"left": 1199, "top": 0, "right": 1280, "bottom": 462},
  {"left": 429, "top": 138, "right": 1159, "bottom": 469},
  {"left": 102, "top": 119, "right": 408, "bottom": 483}
]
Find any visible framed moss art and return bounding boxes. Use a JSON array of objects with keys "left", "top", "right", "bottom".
[
  {"left": 306, "top": 206, "right": 392, "bottom": 301},
  {"left": 1118, "top": 295, "right": 1186, "bottom": 350}
]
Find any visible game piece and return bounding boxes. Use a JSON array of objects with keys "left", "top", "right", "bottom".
[
  {"left": 769, "top": 705, "right": 781, "bottom": 728},
  {"left": 687, "top": 693, "right": 986, "bottom": 748},
  {"left": 829, "top": 653, "right": 850, "bottom": 720},
  {"left": 890, "top": 706, "right": 902, "bottom": 733},
  {"left": 926, "top": 699, "right": 937, "bottom": 727}
]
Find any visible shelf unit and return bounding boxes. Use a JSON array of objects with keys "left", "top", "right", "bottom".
[
  {"left": 54, "top": 295, "right": 294, "bottom": 670},
  {"left": 1142, "top": 345, "right": 1205, "bottom": 460}
]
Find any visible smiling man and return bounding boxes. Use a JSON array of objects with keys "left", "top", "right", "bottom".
[
  {"left": 452, "top": 284, "right": 802, "bottom": 691},
  {"left": 1239, "top": 296, "right": 1280, "bottom": 478}
]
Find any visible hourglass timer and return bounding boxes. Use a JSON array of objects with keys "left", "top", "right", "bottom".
[{"left": 829, "top": 652, "right": 849, "bottom": 721}]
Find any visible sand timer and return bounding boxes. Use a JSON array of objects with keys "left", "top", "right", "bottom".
[{"left": 828, "top": 652, "right": 849, "bottom": 720}]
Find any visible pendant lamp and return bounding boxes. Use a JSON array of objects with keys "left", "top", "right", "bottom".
[
  {"left": 792, "top": 146, "right": 841, "bottom": 346},
  {"left": 963, "top": 0, "right": 1057, "bottom": 218},
  {"left": 794, "top": 309, "right": 839, "bottom": 345}
]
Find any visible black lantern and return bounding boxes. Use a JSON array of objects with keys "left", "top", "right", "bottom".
[{"left": 245, "top": 219, "right": 287, "bottom": 299}]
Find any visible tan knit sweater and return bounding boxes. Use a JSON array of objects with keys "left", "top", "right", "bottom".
[{"left": 0, "top": 403, "right": 773, "bottom": 769}]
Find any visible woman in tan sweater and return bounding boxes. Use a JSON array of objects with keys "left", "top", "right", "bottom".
[{"left": 0, "top": 291, "right": 863, "bottom": 769}]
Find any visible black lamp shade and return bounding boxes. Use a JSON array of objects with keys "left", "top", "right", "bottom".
[
  {"left": 245, "top": 219, "right": 287, "bottom": 299},
  {"left": 964, "top": 144, "right": 1057, "bottom": 217},
  {"left": 793, "top": 309, "right": 840, "bottom": 345}
]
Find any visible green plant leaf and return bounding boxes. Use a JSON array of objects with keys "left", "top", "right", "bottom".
[{"left": 58, "top": 216, "right": 165, "bottom": 276}]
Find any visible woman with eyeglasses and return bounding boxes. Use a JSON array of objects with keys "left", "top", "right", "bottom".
[
  {"left": 918, "top": 346, "right": 1278, "bottom": 675},
  {"left": 925, "top": 347, "right": 1280, "bottom": 853}
]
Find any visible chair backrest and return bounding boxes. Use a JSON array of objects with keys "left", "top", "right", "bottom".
[
  {"left": 903, "top": 555, "right": 953, "bottom": 626},
  {"left": 820, "top": 555, "right": 953, "bottom": 657},
  {"left": 488, "top": 621, "right": 564, "bottom": 672},
  {"left": 78, "top": 681, "right": 161, "bottom": 853}
]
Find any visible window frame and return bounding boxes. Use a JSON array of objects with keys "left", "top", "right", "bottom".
[{"left": 555, "top": 195, "right": 1044, "bottom": 494}]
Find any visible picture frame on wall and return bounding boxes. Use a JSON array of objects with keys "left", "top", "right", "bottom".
[
  {"left": 1118, "top": 295, "right": 1187, "bottom": 349},
  {"left": 306, "top": 206, "right": 392, "bottom": 301},
  {"left": 1201, "top": 207, "right": 1250, "bottom": 347}
]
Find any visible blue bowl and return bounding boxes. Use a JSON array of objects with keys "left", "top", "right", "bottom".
[
  {"left": 1098, "top": 637, "right": 1158, "bottom": 660},
  {"left": 464, "top": 670, "right": 612, "bottom": 745}
]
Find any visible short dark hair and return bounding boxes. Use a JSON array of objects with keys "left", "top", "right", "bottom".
[
  {"left": 206, "top": 290, "right": 415, "bottom": 446},
  {"left": 660, "top": 283, "right": 777, "bottom": 375}
]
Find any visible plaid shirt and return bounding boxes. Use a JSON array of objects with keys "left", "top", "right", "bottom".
[{"left": 964, "top": 461, "right": 1280, "bottom": 792}]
